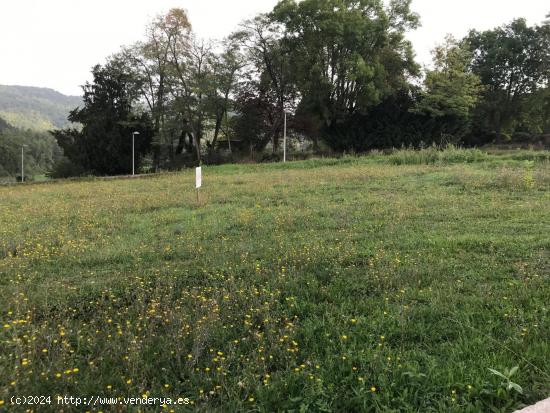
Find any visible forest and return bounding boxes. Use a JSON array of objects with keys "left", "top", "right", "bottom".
[
  {"left": 0, "top": 117, "right": 62, "bottom": 179},
  {"left": 1, "top": 0, "right": 549, "bottom": 178}
]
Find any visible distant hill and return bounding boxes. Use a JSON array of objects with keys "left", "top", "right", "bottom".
[{"left": 0, "top": 85, "right": 81, "bottom": 131}]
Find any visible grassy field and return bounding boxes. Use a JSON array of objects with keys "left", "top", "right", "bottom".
[{"left": 0, "top": 150, "right": 549, "bottom": 412}]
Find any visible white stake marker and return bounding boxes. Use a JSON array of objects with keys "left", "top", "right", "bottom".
[
  {"left": 195, "top": 166, "right": 202, "bottom": 203},
  {"left": 196, "top": 166, "right": 202, "bottom": 189}
]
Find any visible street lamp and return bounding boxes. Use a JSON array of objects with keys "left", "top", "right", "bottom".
[
  {"left": 283, "top": 112, "right": 287, "bottom": 163},
  {"left": 21, "top": 144, "right": 27, "bottom": 183},
  {"left": 132, "top": 132, "right": 140, "bottom": 175}
]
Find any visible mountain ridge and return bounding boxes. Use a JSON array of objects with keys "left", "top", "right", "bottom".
[{"left": 0, "top": 84, "right": 81, "bottom": 131}]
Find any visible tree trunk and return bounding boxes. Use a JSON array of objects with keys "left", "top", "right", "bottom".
[
  {"left": 152, "top": 74, "right": 165, "bottom": 171},
  {"left": 191, "top": 131, "right": 201, "bottom": 164},
  {"left": 176, "top": 128, "right": 185, "bottom": 155},
  {"left": 273, "top": 130, "right": 280, "bottom": 154},
  {"left": 211, "top": 110, "right": 223, "bottom": 150},
  {"left": 495, "top": 110, "right": 502, "bottom": 142},
  {"left": 223, "top": 109, "right": 232, "bottom": 154},
  {"left": 152, "top": 120, "right": 161, "bottom": 172}
]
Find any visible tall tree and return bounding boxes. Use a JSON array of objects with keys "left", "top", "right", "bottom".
[
  {"left": 232, "top": 85, "right": 273, "bottom": 156},
  {"left": 414, "top": 36, "right": 482, "bottom": 139},
  {"left": 466, "top": 19, "right": 550, "bottom": 140},
  {"left": 123, "top": 8, "right": 192, "bottom": 168},
  {"left": 53, "top": 60, "right": 153, "bottom": 175},
  {"left": 167, "top": 36, "right": 213, "bottom": 163},
  {"left": 233, "top": 15, "right": 297, "bottom": 152},
  {"left": 270, "top": 0, "right": 419, "bottom": 133},
  {"left": 206, "top": 40, "right": 245, "bottom": 151},
  {"left": 0, "top": 122, "right": 61, "bottom": 178},
  {"left": 517, "top": 87, "right": 550, "bottom": 135},
  {"left": 122, "top": 9, "right": 243, "bottom": 164}
]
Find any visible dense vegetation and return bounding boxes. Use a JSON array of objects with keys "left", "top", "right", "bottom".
[
  {"left": 0, "top": 3, "right": 548, "bottom": 179},
  {"left": 48, "top": 2, "right": 550, "bottom": 177},
  {"left": 0, "top": 116, "right": 62, "bottom": 181},
  {"left": 0, "top": 149, "right": 548, "bottom": 411},
  {"left": 0, "top": 85, "right": 81, "bottom": 181},
  {"left": 0, "top": 85, "right": 81, "bottom": 131}
]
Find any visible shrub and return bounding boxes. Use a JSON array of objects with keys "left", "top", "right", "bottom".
[
  {"left": 388, "top": 144, "right": 488, "bottom": 165},
  {"left": 47, "top": 157, "right": 87, "bottom": 179}
]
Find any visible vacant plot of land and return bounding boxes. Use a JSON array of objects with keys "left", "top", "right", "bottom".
[{"left": 0, "top": 153, "right": 549, "bottom": 412}]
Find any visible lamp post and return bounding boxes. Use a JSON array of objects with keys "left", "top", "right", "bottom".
[
  {"left": 21, "top": 144, "right": 27, "bottom": 183},
  {"left": 132, "top": 131, "right": 140, "bottom": 175},
  {"left": 283, "top": 112, "right": 287, "bottom": 163}
]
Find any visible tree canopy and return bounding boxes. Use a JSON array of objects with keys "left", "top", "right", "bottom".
[
  {"left": 46, "top": 6, "right": 550, "bottom": 177},
  {"left": 0, "top": 118, "right": 62, "bottom": 179},
  {"left": 467, "top": 19, "right": 550, "bottom": 139},
  {"left": 53, "top": 61, "right": 153, "bottom": 176},
  {"left": 271, "top": 0, "right": 419, "bottom": 126}
]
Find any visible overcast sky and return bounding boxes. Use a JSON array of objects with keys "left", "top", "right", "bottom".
[{"left": 0, "top": 0, "right": 548, "bottom": 96}]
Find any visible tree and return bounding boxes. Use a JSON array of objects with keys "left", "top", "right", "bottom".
[
  {"left": 232, "top": 15, "right": 297, "bottom": 153},
  {"left": 232, "top": 86, "right": 273, "bottom": 156},
  {"left": 206, "top": 40, "right": 245, "bottom": 151},
  {"left": 271, "top": 0, "right": 419, "bottom": 136},
  {"left": 167, "top": 37, "right": 214, "bottom": 163},
  {"left": 52, "top": 60, "right": 153, "bottom": 175},
  {"left": 323, "top": 88, "right": 423, "bottom": 151},
  {"left": 517, "top": 87, "right": 550, "bottom": 135},
  {"left": 0, "top": 119, "right": 62, "bottom": 179},
  {"left": 466, "top": 19, "right": 550, "bottom": 140},
  {"left": 123, "top": 8, "right": 192, "bottom": 169},
  {"left": 119, "top": 9, "right": 245, "bottom": 165},
  {"left": 414, "top": 36, "right": 482, "bottom": 140}
]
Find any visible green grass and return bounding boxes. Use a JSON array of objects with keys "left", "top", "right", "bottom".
[
  {"left": 387, "top": 145, "right": 550, "bottom": 166},
  {"left": 0, "top": 149, "right": 549, "bottom": 412},
  {"left": 388, "top": 145, "right": 490, "bottom": 165}
]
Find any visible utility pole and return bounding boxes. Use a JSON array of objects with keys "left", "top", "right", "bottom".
[
  {"left": 283, "top": 112, "right": 287, "bottom": 163},
  {"left": 132, "top": 132, "right": 140, "bottom": 175},
  {"left": 21, "top": 145, "right": 27, "bottom": 183}
]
